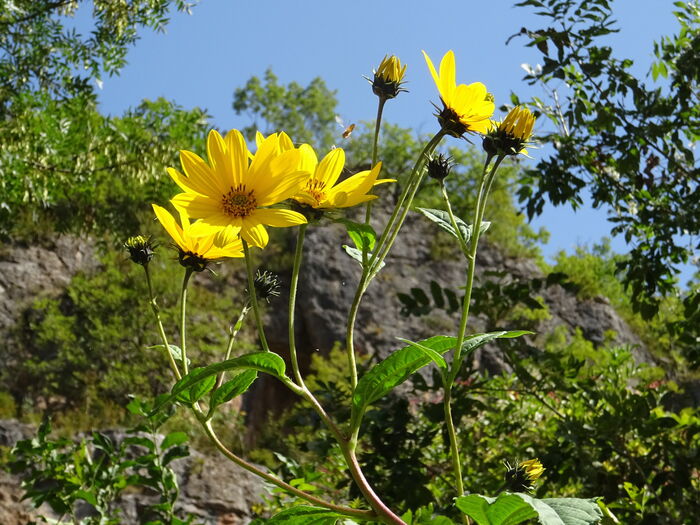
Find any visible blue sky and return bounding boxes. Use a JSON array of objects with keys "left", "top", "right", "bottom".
[{"left": 83, "top": 0, "right": 688, "bottom": 276}]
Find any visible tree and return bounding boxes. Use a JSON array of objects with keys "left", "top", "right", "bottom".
[
  {"left": 511, "top": 0, "right": 699, "bottom": 363},
  {"left": 0, "top": 0, "right": 207, "bottom": 240}
]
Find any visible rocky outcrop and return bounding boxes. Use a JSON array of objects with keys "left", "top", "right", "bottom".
[{"left": 0, "top": 237, "right": 96, "bottom": 333}]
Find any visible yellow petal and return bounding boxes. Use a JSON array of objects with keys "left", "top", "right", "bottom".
[
  {"left": 224, "top": 129, "right": 249, "bottom": 187},
  {"left": 180, "top": 150, "right": 227, "bottom": 196},
  {"left": 253, "top": 208, "right": 308, "bottom": 227},
  {"left": 422, "top": 50, "right": 442, "bottom": 97},
  {"left": 171, "top": 192, "right": 223, "bottom": 219},
  {"left": 241, "top": 221, "right": 269, "bottom": 248},
  {"left": 439, "top": 50, "right": 456, "bottom": 104},
  {"left": 315, "top": 148, "right": 345, "bottom": 188},
  {"left": 152, "top": 204, "right": 186, "bottom": 251}
]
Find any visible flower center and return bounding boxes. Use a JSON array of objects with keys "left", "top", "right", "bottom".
[
  {"left": 222, "top": 184, "right": 257, "bottom": 217},
  {"left": 305, "top": 179, "right": 327, "bottom": 206}
]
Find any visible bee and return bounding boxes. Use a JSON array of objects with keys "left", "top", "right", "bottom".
[{"left": 335, "top": 115, "right": 356, "bottom": 139}]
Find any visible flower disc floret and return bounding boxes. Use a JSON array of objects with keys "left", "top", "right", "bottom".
[
  {"left": 169, "top": 129, "right": 310, "bottom": 249},
  {"left": 423, "top": 50, "right": 495, "bottom": 137}
]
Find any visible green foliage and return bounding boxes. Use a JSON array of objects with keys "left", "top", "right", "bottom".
[
  {"left": 232, "top": 69, "right": 339, "bottom": 150},
  {"left": 1, "top": 245, "right": 242, "bottom": 421},
  {"left": 0, "top": 1, "right": 207, "bottom": 240},
  {"left": 512, "top": 0, "right": 700, "bottom": 328},
  {"left": 1, "top": 94, "right": 209, "bottom": 240},
  {"left": 9, "top": 398, "right": 197, "bottom": 524}
]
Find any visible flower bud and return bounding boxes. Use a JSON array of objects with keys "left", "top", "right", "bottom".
[
  {"left": 427, "top": 153, "right": 453, "bottom": 181},
  {"left": 369, "top": 55, "right": 407, "bottom": 100},
  {"left": 124, "top": 235, "right": 155, "bottom": 266}
]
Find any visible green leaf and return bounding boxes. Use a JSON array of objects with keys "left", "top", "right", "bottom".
[
  {"left": 351, "top": 336, "right": 456, "bottom": 426},
  {"left": 161, "top": 431, "right": 188, "bottom": 450},
  {"left": 337, "top": 218, "right": 377, "bottom": 251},
  {"left": 396, "top": 337, "right": 448, "bottom": 369},
  {"left": 519, "top": 494, "right": 603, "bottom": 525},
  {"left": 267, "top": 505, "right": 349, "bottom": 524},
  {"left": 183, "top": 373, "right": 216, "bottom": 404},
  {"left": 342, "top": 245, "right": 385, "bottom": 271},
  {"left": 460, "top": 330, "right": 533, "bottom": 358},
  {"left": 209, "top": 370, "right": 258, "bottom": 413},
  {"left": 150, "top": 352, "right": 286, "bottom": 414},
  {"left": 148, "top": 344, "right": 191, "bottom": 367},
  {"left": 417, "top": 207, "right": 490, "bottom": 243},
  {"left": 75, "top": 489, "right": 98, "bottom": 506},
  {"left": 455, "top": 493, "right": 538, "bottom": 525}
]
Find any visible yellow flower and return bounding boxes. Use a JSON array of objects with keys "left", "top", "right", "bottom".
[
  {"left": 293, "top": 146, "right": 393, "bottom": 209},
  {"left": 169, "top": 129, "right": 310, "bottom": 249},
  {"left": 152, "top": 204, "right": 243, "bottom": 270},
  {"left": 483, "top": 106, "right": 536, "bottom": 157},
  {"left": 520, "top": 458, "right": 545, "bottom": 483},
  {"left": 371, "top": 54, "right": 407, "bottom": 99},
  {"left": 422, "top": 50, "right": 495, "bottom": 137},
  {"left": 504, "top": 458, "right": 545, "bottom": 492}
]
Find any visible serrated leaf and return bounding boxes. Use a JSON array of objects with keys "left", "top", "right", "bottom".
[
  {"left": 267, "top": 505, "right": 348, "bottom": 524},
  {"left": 517, "top": 494, "right": 603, "bottom": 525},
  {"left": 342, "top": 245, "right": 385, "bottom": 271},
  {"left": 161, "top": 431, "right": 188, "bottom": 450},
  {"left": 150, "top": 352, "right": 286, "bottom": 414},
  {"left": 209, "top": 370, "right": 258, "bottom": 413},
  {"left": 337, "top": 218, "right": 377, "bottom": 252},
  {"left": 351, "top": 336, "right": 456, "bottom": 427},
  {"left": 417, "top": 207, "right": 490, "bottom": 244},
  {"left": 455, "top": 493, "right": 538, "bottom": 525}
]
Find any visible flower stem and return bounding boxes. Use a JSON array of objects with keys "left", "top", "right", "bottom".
[
  {"left": 243, "top": 240, "right": 270, "bottom": 352},
  {"left": 363, "top": 96, "right": 387, "bottom": 235},
  {"left": 441, "top": 154, "right": 504, "bottom": 496},
  {"left": 179, "top": 267, "right": 193, "bottom": 375},
  {"left": 200, "top": 420, "right": 377, "bottom": 522},
  {"left": 346, "top": 129, "right": 446, "bottom": 390},
  {"left": 288, "top": 224, "right": 308, "bottom": 386},
  {"left": 143, "top": 265, "right": 181, "bottom": 381},
  {"left": 214, "top": 303, "right": 251, "bottom": 390}
]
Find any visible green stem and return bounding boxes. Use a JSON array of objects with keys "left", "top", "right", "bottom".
[
  {"left": 441, "top": 154, "right": 504, "bottom": 496},
  {"left": 180, "top": 268, "right": 193, "bottom": 375},
  {"left": 288, "top": 224, "right": 308, "bottom": 386},
  {"left": 214, "top": 303, "right": 251, "bottom": 390},
  {"left": 363, "top": 96, "right": 387, "bottom": 234},
  {"left": 346, "top": 129, "right": 446, "bottom": 390},
  {"left": 443, "top": 387, "right": 464, "bottom": 496},
  {"left": 143, "top": 264, "right": 181, "bottom": 381},
  {"left": 369, "top": 130, "right": 447, "bottom": 277},
  {"left": 440, "top": 181, "right": 470, "bottom": 257},
  {"left": 201, "top": 420, "right": 377, "bottom": 522},
  {"left": 243, "top": 240, "right": 270, "bottom": 352}
]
